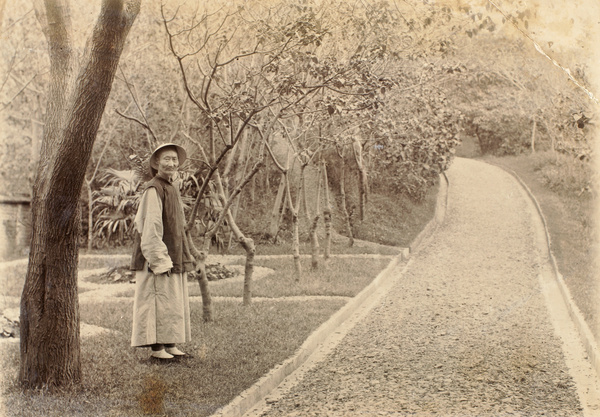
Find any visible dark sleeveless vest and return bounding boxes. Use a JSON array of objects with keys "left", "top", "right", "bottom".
[{"left": 131, "top": 176, "right": 194, "bottom": 273}]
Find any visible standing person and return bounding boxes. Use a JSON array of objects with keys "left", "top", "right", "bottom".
[{"left": 130, "top": 143, "right": 194, "bottom": 359}]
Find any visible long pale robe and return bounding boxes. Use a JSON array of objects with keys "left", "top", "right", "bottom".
[{"left": 131, "top": 187, "right": 191, "bottom": 347}]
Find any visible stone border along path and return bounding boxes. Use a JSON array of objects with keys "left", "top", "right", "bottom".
[
  {"left": 210, "top": 173, "right": 449, "bottom": 417},
  {"left": 215, "top": 158, "right": 600, "bottom": 417},
  {"left": 489, "top": 161, "right": 600, "bottom": 381}
]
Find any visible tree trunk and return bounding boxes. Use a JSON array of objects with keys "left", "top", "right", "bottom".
[
  {"left": 186, "top": 232, "right": 212, "bottom": 322},
  {"left": 20, "top": 0, "right": 140, "bottom": 389},
  {"left": 301, "top": 164, "right": 311, "bottom": 227},
  {"left": 213, "top": 169, "right": 260, "bottom": 305},
  {"left": 226, "top": 129, "right": 251, "bottom": 250},
  {"left": 285, "top": 172, "right": 302, "bottom": 282},
  {"left": 309, "top": 214, "right": 319, "bottom": 268},
  {"left": 309, "top": 166, "right": 322, "bottom": 270},
  {"left": 339, "top": 159, "right": 354, "bottom": 247},
  {"left": 353, "top": 138, "right": 368, "bottom": 221},
  {"left": 29, "top": 96, "right": 43, "bottom": 185},
  {"left": 197, "top": 251, "right": 213, "bottom": 321},
  {"left": 268, "top": 172, "right": 286, "bottom": 240},
  {"left": 264, "top": 165, "right": 270, "bottom": 191},
  {"left": 242, "top": 237, "right": 255, "bottom": 306},
  {"left": 228, "top": 214, "right": 255, "bottom": 306},
  {"left": 322, "top": 160, "right": 332, "bottom": 263},
  {"left": 221, "top": 128, "right": 239, "bottom": 180}
]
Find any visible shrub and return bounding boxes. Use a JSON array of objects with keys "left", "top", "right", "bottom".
[
  {"left": 91, "top": 169, "right": 141, "bottom": 248},
  {"left": 531, "top": 152, "right": 595, "bottom": 197}
]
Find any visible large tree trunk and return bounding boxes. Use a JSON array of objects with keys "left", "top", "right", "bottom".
[
  {"left": 20, "top": 0, "right": 140, "bottom": 389},
  {"left": 86, "top": 180, "right": 93, "bottom": 251},
  {"left": 29, "top": 97, "right": 43, "bottom": 187}
]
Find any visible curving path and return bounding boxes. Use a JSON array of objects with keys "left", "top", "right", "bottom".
[{"left": 240, "top": 158, "right": 600, "bottom": 417}]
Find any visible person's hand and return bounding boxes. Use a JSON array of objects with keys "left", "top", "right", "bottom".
[{"left": 148, "top": 266, "right": 171, "bottom": 276}]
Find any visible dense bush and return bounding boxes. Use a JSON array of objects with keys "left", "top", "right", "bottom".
[
  {"left": 368, "top": 83, "right": 462, "bottom": 201},
  {"left": 463, "top": 113, "right": 534, "bottom": 155}
]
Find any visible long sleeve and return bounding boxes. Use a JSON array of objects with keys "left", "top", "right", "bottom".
[{"left": 134, "top": 187, "right": 173, "bottom": 274}]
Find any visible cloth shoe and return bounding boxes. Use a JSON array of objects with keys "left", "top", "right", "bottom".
[
  {"left": 151, "top": 349, "right": 174, "bottom": 359},
  {"left": 165, "top": 347, "right": 186, "bottom": 356}
]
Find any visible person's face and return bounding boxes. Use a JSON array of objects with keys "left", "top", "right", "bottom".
[{"left": 156, "top": 149, "right": 179, "bottom": 178}]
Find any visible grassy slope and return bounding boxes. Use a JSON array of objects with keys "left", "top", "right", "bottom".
[
  {"left": 350, "top": 183, "right": 438, "bottom": 247},
  {"left": 482, "top": 152, "right": 599, "bottom": 340}
]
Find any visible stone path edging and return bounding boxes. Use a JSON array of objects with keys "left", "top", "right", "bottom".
[
  {"left": 409, "top": 172, "right": 449, "bottom": 256},
  {"left": 0, "top": 253, "right": 398, "bottom": 272},
  {"left": 211, "top": 173, "right": 450, "bottom": 417},
  {"left": 489, "top": 161, "right": 600, "bottom": 380}
]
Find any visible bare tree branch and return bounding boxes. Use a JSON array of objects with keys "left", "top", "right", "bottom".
[
  {"left": 0, "top": 74, "right": 37, "bottom": 112},
  {"left": 117, "top": 66, "right": 158, "bottom": 146},
  {"left": 250, "top": 124, "right": 287, "bottom": 173},
  {"left": 115, "top": 109, "right": 158, "bottom": 143},
  {"left": 185, "top": 141, "right": 233, "bottom": 231},
  {"left": 206, "top": 161, "right": 264, "bottom": 236}
]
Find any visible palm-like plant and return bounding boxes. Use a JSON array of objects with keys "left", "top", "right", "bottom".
[
  {"left": 90, "top": 165, "right": 231, "bottom": 250},
  {"left": 180, "top": 172, "right": 230, "bottom": 253},
  {"left": 91, "top": 168, "right": 142, "bottom": 248}
]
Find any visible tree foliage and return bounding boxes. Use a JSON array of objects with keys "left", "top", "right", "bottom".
[{"left": 1, "top": 0, "right": 596, "bottom": 252}]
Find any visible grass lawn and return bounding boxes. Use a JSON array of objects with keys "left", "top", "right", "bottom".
[
  {"left": 0, "top": 174, "right": 438, "bottom": 415},
  {"left": 0, "top": 249, "right": 415, "bottom": 416},
  {"left": 482, "top": 152, "right": 599, "bottom": 340},
  {"left": 206, "top": 256, "right": 394, "bottom": 298},
  {"left": 2, "top": 299, "right": 346, "bottom": 416}
]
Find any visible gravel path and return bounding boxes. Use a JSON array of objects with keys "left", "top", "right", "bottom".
[{"left": 246, "top": 158, "right": 594, "bottom": 417}]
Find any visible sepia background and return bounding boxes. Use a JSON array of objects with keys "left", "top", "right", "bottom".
[{"left": 0, "top": 0, "right": 599, "bottom": 415}]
